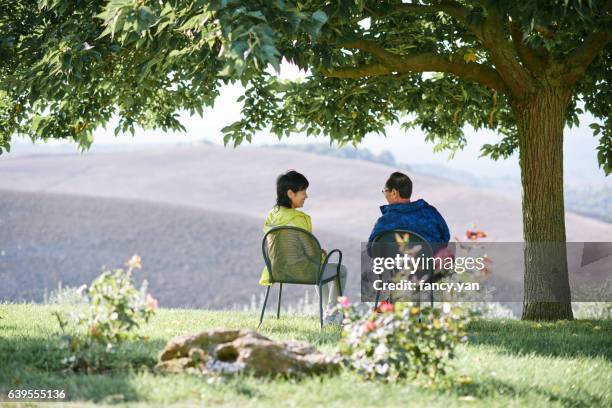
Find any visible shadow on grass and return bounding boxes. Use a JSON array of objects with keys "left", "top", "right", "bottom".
[
  {"left": 256, "top": 318, "right": 342, "bottom": 348},
  {"left": 2, "top": 331, "right": 608, "bottom": 406},
  {"left": 0, "top": 334, "right": 167, "bottom": 403},
  {"left": 0, "top": 322, "right": 339, "bottom": 403},
  {"left": 468, "top": 319, "right": 612, "bottom": 361},
  {"left": 452, "top": 376, "right": 607, "bottom": 408}
]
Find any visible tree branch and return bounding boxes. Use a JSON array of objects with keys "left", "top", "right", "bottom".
[
  {"left": 339, "top": 39, "right": 407, "bottom": 67},
  {"left": 509, "top": 22, "right": 549, "bottom": 73},
  {"left": 322, "top": 39, "right": 507, "bottom": 92},
  {"left": 372, "top": 1, "right": 483, "bottom": 40},
  {"left": 368, "top": 1, "right": 530, "bottom": 96},
  {"left": 562, "top": 0, "right": 612, "bottom": 85},
  {"left": 389, "top": 1, "right": 466, "bottom": 23},
  {"left": 320, "top": 63, "right": 392, "bottom": 78},
  {"left": 477, "top": 4, "right": 532, "bottom": 97}
]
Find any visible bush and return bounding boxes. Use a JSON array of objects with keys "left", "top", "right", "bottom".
[
  {"left": 44, "top": 282, "right": 88, "bottom": 306},
  {"left": 53, "top": 255, "right": 157, "bottom": 372},
  {"left": 337, "top": 298, "right": 470, "bottom": 382},
  {"left": 573, "top": 302, "right": 612, "bottom": 320},
  {"left": 572, "top": 278, "right": 612, "bottom": 320}
]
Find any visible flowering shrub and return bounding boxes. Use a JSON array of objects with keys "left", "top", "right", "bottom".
[
  {"left": 44, "top": 282, "right": 88, "bottom": 306},
  {"left": 337, "top": 297, "right": 470, "bottom": 382},
  {"left": 53, "top": 255, "right": 157, "bottom": 371}
]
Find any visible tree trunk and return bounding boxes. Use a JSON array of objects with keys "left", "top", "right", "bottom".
[{"left": 514, "top": 87, "right": 574, "bottom": 321}]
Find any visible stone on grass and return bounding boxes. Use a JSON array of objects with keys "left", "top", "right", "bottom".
[{"left": 156, "top": 329, "right": 339, "bottom": 377}]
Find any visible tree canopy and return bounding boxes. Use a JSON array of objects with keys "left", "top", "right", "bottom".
[
  {"left": 2, "top": 0, "right": 611, "bottom": 320},
  {"left": 1, "top": 0, "right": 610, "bottom": 174}
]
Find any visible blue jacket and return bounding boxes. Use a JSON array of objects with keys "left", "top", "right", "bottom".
[{"left": 367, "top": 199, "right": 450, "bottom": 254}]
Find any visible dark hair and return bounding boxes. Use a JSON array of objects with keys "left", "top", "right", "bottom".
[
  {"left": 385, "top": 171, "right": 412, "bottom": 199},
  {"left": 276, "top": 170, "right": 309, "bottom": 208}
]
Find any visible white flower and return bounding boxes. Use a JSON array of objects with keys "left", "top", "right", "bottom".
[
  {"left": 374, "top": 343, "right": 388, "bottom": 358},
  {"left": 375, "top": 363, "right": 389, "bottom": 375}
]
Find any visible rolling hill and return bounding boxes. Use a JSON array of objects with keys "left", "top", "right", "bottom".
[{"left": 0, "top": 143, "right": 610, "bottom": 308}]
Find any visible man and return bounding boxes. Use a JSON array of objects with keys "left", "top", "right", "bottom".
[{"left": 368, "top": 172, "right": 450, "bottom": 254}]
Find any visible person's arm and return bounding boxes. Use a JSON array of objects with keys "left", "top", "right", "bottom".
[
  {"left": 367, "top": 217, "right": 384, "bottom": 258},
  {"left": 440, "top": 218, "right": 450, "bottom": 244},
  {"left": 430, "top": 207, "right": 450, "bottom": 247}
]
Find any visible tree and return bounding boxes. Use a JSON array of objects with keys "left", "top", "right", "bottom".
[{"left": 1, "top": 0, "right": 610, "bottom": 320}]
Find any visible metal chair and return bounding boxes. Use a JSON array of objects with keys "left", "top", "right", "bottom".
[
  {"left": 371, "top": 229, "right": 439, "bottom": 309},
  {"left": 259, "top": 226, "right": 343, "bottom": 329}
]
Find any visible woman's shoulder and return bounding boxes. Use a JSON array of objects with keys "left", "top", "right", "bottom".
[
  {"left": 275, "top": 206, "right": 311, "bottom": 220},
  {"left": 287, "top": 209, "right": 312, "bottom": 231},
  {"left": 289, "top": 207, "right": 311, "bottom": 218},
  {"left": 265, "top": 206, "right": 311, "bottom": 229}
]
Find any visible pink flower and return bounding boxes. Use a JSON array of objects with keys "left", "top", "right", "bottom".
[
  {"left": 434, "top": 247, "right": 455, "bottom": 261},
  {"left": 375, "top": 300, "right": 394, "bottom": 313},
  {"left": 465, "top": 229, "right": 487, "bottom": 241},
  {"left": 146, "top": 293, "right": 158, "bottom": 311},
  {"left": 377, "top": 302, "right": 394, "bottom": 313},
  {"left": 338, "top": 296, "right": 350, "bottom": 308},
  {"left": 434, "top": 247, "right": 455, "bottom": 270},
  {"left": 364, "top": 321, "right": 377, "bottom": 332}
]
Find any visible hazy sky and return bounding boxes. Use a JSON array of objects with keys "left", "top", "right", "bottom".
[{"left": 12, "top": 62, "right": 609, "bottom": 186}]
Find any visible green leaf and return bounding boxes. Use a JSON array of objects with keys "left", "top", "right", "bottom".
[{"left": 31, "top": 115, "right": 45, "bottom": 132}]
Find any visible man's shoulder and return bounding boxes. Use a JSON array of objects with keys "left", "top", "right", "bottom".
[
  {"left": 408, "top": 199, "right": 441, "bottom": 215},
  {"left": 422, "top": 201, "right": 445, "bottom": 217}
]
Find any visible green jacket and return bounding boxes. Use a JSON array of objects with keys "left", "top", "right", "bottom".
[{"left": 259, "top": 206, "right": 312, "bottom": 286}]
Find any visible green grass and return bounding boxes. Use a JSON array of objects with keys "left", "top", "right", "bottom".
[{"left": 0, "top": 304, "right": 611, "bottom": 407}]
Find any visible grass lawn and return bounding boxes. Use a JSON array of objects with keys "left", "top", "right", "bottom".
[{"left": 0, "top": 303, "right": 610, "bottom": 407}]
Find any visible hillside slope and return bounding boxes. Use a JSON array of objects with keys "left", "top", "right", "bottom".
[
  {"left": 1, "top": 144, "right": 609, "bottom": 307},
  {"left": 0, "top": 190, "right": 361, "bottom": 308},
  {"left": 1, "top": 143, "right": 609, "bottom": 241}
]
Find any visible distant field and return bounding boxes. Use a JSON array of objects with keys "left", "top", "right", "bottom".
[
  {"left": 270, "top": 143, "right": 612, "bottom": 223},
  {"left": 0, "top": 304, "right": 611, "bottom": 407},
  {"left": 2, "top": 143, "right": 610, "bottom": 241},
  {"left": 1, "top": 144, "right": 610, "bottom": 308},
  {"left": 0, "top": 190, "right": 361, "bottom": 309}
]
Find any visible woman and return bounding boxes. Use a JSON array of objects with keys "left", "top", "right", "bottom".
[{"left": 260, "top": 170, "right": 347, "bottom": 325}]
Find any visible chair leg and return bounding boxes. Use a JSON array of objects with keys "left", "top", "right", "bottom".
[
  {"left": 318, "top": 283, "right": 324, "bottom": 329},
  {"left": 374, "top": 289, "right": 381, "bottom": 311},
  {"left": 277, "top": 283, "right": 283, "bottom": 319},
  {"left": 258, "top": 285, "right": 271, "bottom": 329},
  {"left": 417, "top": 292, "right": 422, "bottom": 323},
  {"left": 336, "top": 272, "right": 343, "bottom": 297}
]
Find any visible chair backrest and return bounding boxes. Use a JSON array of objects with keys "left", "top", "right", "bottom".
[
  {"left": 262, "top": 226, "right": 323, "bottom": 285},
  {"left": 372, "top": 229, "right": 436, "bottom": 282}
]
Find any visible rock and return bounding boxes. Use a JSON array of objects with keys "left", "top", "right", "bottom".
[
  {"left": 156, "top": 329, "right": 340, "bottom": 377},
  {"left": 158, "top": 329, "right": 248, "bottom": 361}
]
